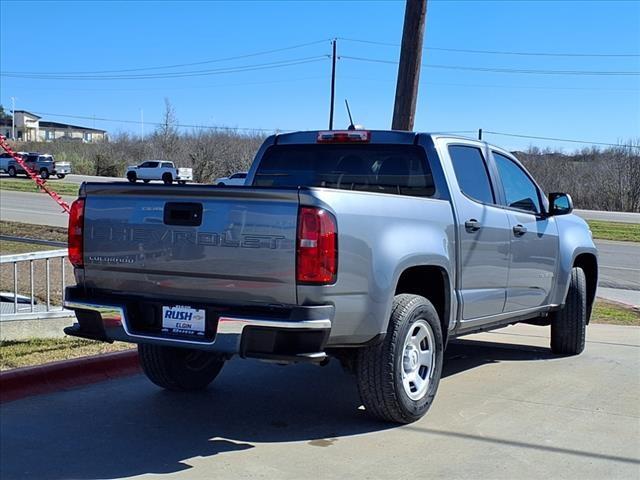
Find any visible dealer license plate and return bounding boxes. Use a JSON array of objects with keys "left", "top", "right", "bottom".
[{"left": 161, "top": 305, "right": 206, "bottom": 337}]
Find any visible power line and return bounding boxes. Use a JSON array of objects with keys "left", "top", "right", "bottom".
[
  {"left": 30, "top": 111, "right": 292, "bottom": 133},
  {"left": 1, "top": 56, "right": 329, "bottom": 80},
  {"left": 26, "top": 110, "right": 639, "bottom": 149},
  {"left": 339, "top": 37, "right": 640, "bottom": 58},
  {"left": 2, "top": 39, "right": 331, "bottom": 75},
  {"left": 10, "top": 75, "right": 329, "bottom": 92},
  {"left": 483, "top": 131, "right": 640, "bottom": 149},
  {"left": 341, "top": 55, "right": 640, "bottom": 76},
  {"left": 340, "top": 75, "right": 640, "bottom": 92}
]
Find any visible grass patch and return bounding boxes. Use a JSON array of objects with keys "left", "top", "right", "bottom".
[
  {"left": 0, "top": 178, "right": 79, "bottom": 196},
  {"left": 0, "top": 338, "right": 134, "bottom": 371},
  {"left": 0, "top": 220, "right": 67, "bottom": 242},
  {"left": 587, "top": 220, "right": 640, "bottom": 242},
  {"left": 591, "top": 300, "right": 640, "bottom": 326},
  {"left": 0, "top": 240, "right": 53, "bottom": 255}
]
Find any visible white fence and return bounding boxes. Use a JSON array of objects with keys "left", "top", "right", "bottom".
[{"left": 0, "top": 248, "right": 73, "bottom": 321}]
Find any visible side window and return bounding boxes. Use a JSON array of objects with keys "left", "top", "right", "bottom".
[
  {"left": 161, "top": 162, "right": 173, "bottom": 168},
  {"left": 448, "top": 145, "right": 495, "bottom": 204},
  {"left": 148, "top": 162, "right": 159, "bottom": 168},
  {"left": 493, "top": 152, "right": 541, "bottom": 214},
  {"left": 139, "top": 162, "right": 150, "bottom": 168}
]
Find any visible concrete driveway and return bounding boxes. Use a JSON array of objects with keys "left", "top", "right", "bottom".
[{"left": 1, "top": 323, "right": 638, "bottom": 480}]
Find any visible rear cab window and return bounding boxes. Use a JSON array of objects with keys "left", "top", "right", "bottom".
[
  {"left": 253, "top": 144, "right": 436, "bottom": 197},
  {"left": 448, "top": 145, "right": 495, "bottom": 204}
]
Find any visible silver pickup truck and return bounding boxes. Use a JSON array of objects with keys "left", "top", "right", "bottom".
[{"left": 64, "top": 130, "right": 598, "bottom": 423}]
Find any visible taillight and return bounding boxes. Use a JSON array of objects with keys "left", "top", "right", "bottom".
[
  {"left": 68, "top": 198, "right": 85, "bottom": 268},
  {"left": 297, "top": 207, "right": 337, "bottom": 284}
]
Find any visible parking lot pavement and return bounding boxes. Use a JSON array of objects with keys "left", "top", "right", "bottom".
[{"left": 1, "top": 323, "right": 639, "bottom": 480}]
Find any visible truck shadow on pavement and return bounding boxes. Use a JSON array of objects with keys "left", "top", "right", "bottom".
[{"left": 1, "top": 338, "right": 556, "bottom": 480}]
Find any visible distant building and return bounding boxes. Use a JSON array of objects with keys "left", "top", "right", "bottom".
[{"left": 0, "top": 110, "right": 107, "bottom": 142}]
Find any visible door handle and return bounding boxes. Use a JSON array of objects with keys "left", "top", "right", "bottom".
[
  {"left": 513, "top": 224, "right": 527, "bottom": 236},
  {"left": 465, "top": 219, "right": 482, "bottom": 232}
]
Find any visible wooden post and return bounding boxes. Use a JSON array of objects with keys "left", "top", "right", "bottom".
[{"left": 392, "top": 0, "right": 427, "bottom": 131}]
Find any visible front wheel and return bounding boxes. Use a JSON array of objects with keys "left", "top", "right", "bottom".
[
  {"left": 138, "top": 344, "right": 225, "bottom": 391},
  {"left": 550, "top": 267, "right": 587, "bottom": 355},
  {"left": 355, "top": 294, "right": 444, "bottom": 424},
  {"left": 127, "top": 172, "right": 137, "bottom": 183},
  {"left": 7, "top": 166, "right": 16, "bottom": 177}
]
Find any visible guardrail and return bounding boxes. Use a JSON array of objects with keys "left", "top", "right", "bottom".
[{"left": 0, "top": 248, "right": 73, "bottom": 321}]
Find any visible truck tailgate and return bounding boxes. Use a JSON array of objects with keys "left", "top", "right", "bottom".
[{"left": 81, "top": 184, "right": 299, "bottom": 305}]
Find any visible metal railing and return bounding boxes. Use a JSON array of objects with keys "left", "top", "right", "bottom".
[{"left": 0, "top": 248, "right": 73, "bottom": 321}]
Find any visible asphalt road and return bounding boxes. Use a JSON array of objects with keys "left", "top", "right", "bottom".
[
  {"left": 574, "top": 209, "right": 640, "bottom": 224},
  {"left": 1, "top": 323, "right": 638, "bottom": 480},
  {"left": 0, "top": 190, "right": 73, "bottom": 227}
]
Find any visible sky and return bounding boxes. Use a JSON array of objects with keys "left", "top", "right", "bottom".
[{"left": 1, "top": 0, "right": 639, "bottom": 152}]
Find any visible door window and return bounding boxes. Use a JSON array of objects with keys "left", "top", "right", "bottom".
[
  {"left": 493, "top": 153, "right": 542, "bottom": 214},
  {"left": 448, "top": 145, "right": 495, "bottom": 204}
]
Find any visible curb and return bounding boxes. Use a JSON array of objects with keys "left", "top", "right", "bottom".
[{"left": 0, "top": 350, "right": 140, "bottom": 404}]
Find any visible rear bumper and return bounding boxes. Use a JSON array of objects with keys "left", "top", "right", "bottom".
[{"left": 63, "top": 287, "right": 333, "bottom": 363}]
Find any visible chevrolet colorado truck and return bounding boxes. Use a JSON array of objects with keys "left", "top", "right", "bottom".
[{"left": 64, "top": 130, "right": 598, "bottom": 424}]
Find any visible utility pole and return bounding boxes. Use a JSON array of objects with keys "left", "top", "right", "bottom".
[
  {"left": 11, "top": 96, "right": 16, "bottom": 140},
  {"left": 392, "top": 0, "right": 427, "bottom": 131},
  {"left": 329, "top": 39, "right": 337, "bottom": 130}
]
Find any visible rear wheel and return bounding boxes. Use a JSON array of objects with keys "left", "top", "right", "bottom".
[
  {"left": 127, "top": 172, "right": 137, "bottom": 183},
  {"left": 7, "top": 166, "right": 16, "bottom": 177},
  {"left": 550, "top": 267, "right": 587, "bottom": 355},
  {"left": 355, "top": 294, "right": 444, "bottom": 424},
  {"left": 162, "top": 173, "right": 173, "bottom": 185},
  {"left": 56, "top": 174, "right": 66, "bottom": 179},
  {"left": 40, "top": 169, "right": 50, "bottom": 180},
  {"left": 138, "top": 344, "right": 225, "bottom": 391}
]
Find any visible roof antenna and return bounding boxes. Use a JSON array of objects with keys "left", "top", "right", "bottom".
[{"left": 345, "top": 99, "right": 356, "bottom": 130}]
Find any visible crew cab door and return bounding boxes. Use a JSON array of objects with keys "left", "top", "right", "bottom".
[
  {"left": 444, "top": 142, "right": 511, "bottom": 321},
  {"left": 137, "top": 161, "right": 158, "bottom": 180},
  {"left": 490, "top": 150, "right": 559, "bottom": 311}
]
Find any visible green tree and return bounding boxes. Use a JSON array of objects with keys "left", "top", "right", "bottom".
[{"left": 0, "top": 105, "right": 11, "bottom": 121}]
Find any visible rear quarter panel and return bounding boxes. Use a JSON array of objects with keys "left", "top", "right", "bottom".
[{"left": 298, "top": 188, "right": 455, "bottom": 345}]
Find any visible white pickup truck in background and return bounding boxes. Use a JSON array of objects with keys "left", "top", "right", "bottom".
[{"left": 126, "top": 160, "right": 193, "bottom": 184}]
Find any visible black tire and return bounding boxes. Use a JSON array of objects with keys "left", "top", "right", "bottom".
[
  {"left": 40, "top": 169, "right": 50, "bottom": 180},
  {"left": 217, "top": 182, "right": 225, "bottom": 186},
  {"left": 162, "top": 173, "right": 173, "bottom": 185},
  {"left": 56, "top": 174, "right": 66, "bottom": 179},
  {"left": 550, "top": 267, "right": 587, "bottom": 355},
  {"left": 355, "top": 294, "right": 444, "bottom": 424},
  {"left": 127, "top": 172, "right": 137, "bottom": 183},
  {"left": 143, "top": 179, "right": 151, "bottom": 184},
  {"left": 138, "top": 344, "right": 225, "bottom": 391},
  {"left": 7, "top": 166, "right": 16, "bottom": 177}
]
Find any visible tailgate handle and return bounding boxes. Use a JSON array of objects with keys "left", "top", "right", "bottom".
[{"left": 163, "top": 202, "right": 203, "bottom": 226}]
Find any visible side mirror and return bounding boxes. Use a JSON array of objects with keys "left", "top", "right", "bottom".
[{"left": 548, "top": 192, "right": 573, "bottom": 216}]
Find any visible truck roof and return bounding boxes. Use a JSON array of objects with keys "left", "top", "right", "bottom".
[
  {"left": 272, "top": 130, "right": 513, "bottom": 157},
  {"left": 274, "top": 130, "right": 478, "bottom": 145}
]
